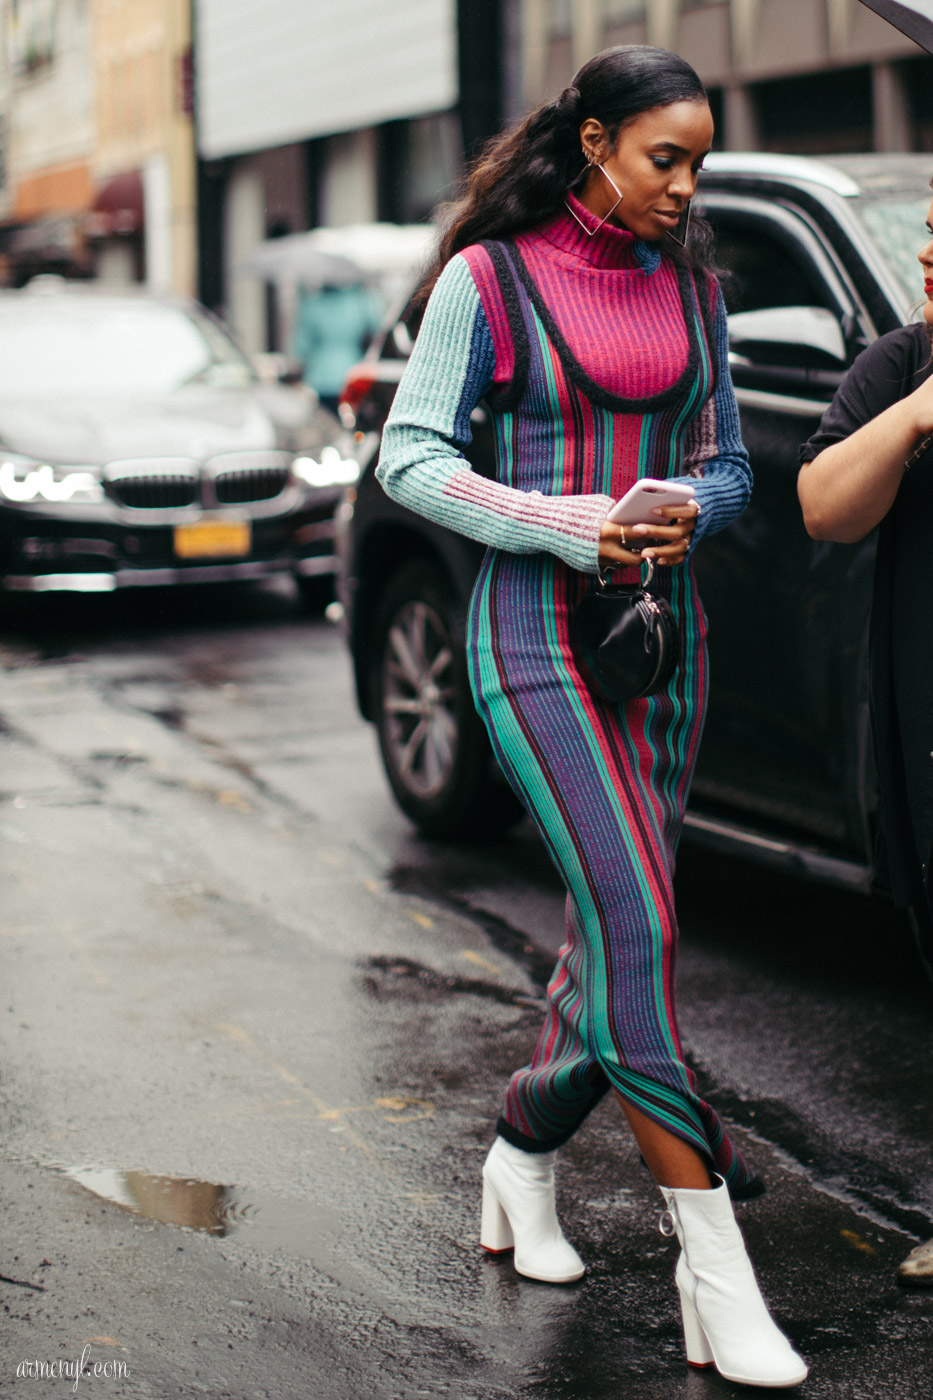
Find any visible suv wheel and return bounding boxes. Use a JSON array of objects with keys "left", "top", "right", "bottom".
[{"left": 372, "top": 561, "right": 523, "bottom": 838}]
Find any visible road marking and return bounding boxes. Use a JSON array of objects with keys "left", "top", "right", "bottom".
[
  {"left": 217, "top": 790, "right": 252, "bottom": 812},
  {"left": 216, "top": 1022, "right": 251, "bottom": 1044},
  {"left": 460, "top": 950, "right": 502, "bottom": 976},
  {"left": 840, "top": 1229, "right": 877, "bottom": 1256},
  {"left": 213, "top": 1026, "right": 437, "bottom": 1150},
  {"left": 409, "top": 911, "right": 434, "bottom": 930},
  {"left": 317, "top": 1096, "right": 435, "bottom": 1124}
]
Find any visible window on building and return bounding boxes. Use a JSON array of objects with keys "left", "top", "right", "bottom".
[
  {"left": 603, "top": 1, "right": 645, "bottom": 21},
  {"left": 706, "top": 87, "right": 724, "bottom": 148},
  {"left": 405, "top": 114, "right": 460, "bottom": 223},
  {"left": 376, "top": 113, "right": 460, "bottom": 225},
  {"left": 753, "top": 66, "right": 873, "bottom": 155},
  {"left": 548, "top": 0, "right": 573, "bottom": 38},
  {"left": 902, "top": 56, "right": 933, "bottom": 152}
]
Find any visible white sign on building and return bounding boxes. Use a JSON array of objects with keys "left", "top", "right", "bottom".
[{"left": 196, "top": 0, "right": 458, "bottom": 159}]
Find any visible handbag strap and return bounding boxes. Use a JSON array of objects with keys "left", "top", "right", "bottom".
[{"left": 599, "top": 557, "right": 657, "bottom": 591}]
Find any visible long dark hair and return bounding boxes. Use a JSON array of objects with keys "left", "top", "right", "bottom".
[{"left": 421, "top": 45, "right": 716, "bottom": 301}]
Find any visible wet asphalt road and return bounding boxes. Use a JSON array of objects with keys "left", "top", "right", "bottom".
[{"left": 1, "top": 579, "right": 932, "bottom": 1400}]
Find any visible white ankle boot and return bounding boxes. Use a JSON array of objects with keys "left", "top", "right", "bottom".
[
  {"left": 659, "top": 1176, "right": 808, "bottom": 1388},
  {"left": 480, "top": 1136, "right": 585, "bottom": 1283}
]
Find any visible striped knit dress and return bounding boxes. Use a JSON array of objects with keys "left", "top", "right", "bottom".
[{"left": 377, "top": 193, "right": 758, "bottom": 1198}]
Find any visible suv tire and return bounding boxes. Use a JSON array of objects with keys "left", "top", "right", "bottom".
[{"left": 372, "top": 560, "right": 524, "bottom": 838}]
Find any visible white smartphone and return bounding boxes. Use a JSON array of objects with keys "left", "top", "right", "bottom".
[{"left": 607, "top": 477, "right": 697, "bottom": 526}]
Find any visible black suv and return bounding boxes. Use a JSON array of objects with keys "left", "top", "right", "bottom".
[{"left": 335, "top": 153, "right": 932, "bottom": 889}]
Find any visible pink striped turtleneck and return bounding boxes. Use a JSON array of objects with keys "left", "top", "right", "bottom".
[{"left": 512, "top": 192, "right": 692, "bottom": 400}]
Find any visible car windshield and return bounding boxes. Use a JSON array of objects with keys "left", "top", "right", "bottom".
[
  {"left": 853, "top": 194, "right": 932, "bottom": 309},
  {"left": 0, "top": 297, "right": 255, "bottom": 396}
]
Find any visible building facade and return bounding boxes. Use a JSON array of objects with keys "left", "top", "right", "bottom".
[
  {"left": 1, "top": 0, "right": 96, "bottom": 280},
  {"left": 89, "top": 0, "right": 197, "bottom": 295},
  {"left": 521, "top": 0, "right": 933, "bottom": 155},
  {"left": 0, "top": 0, "right": 196, "bottom": 293}
]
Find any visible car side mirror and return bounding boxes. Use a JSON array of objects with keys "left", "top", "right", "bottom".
[
  {"left": 728, "top": 306, "right": 847, "bottom": 369},
  {"left": 727, "top": 306, "right": 848, "bottom": 395}
]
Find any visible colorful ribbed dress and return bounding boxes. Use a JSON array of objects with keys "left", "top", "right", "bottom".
[{"left": 377, "top": 193, "right": 758, "bottom": 1197}]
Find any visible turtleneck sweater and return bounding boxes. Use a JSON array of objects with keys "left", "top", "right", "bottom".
[
  {"left": 511, "top": 195, "right": 688, "bottom": 400},
  {"left": 377, "top": 197, "right": 750, "bottom": 573}
]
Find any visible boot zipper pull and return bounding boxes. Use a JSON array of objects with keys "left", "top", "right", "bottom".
[{"left": 659, "top": 1208, "right": 677, "bottom": 1237}]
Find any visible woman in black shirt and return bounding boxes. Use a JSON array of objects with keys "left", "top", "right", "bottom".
[{"left": 799, "top": 181, "right": 933, "bottom": 1285}]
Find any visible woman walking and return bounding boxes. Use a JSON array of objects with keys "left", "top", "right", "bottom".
[
  {"left": 378, "top": 46, "right": 806, "bottom": 1388},
  {"left": 799, "top": 176, "right": 933, "bottom": 1289}
]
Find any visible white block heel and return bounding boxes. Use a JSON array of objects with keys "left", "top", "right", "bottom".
[
  {"left": 659, "top": 1177, "right": 808, "bottom": 1388},
  {"left": 480, "top": 1180, "right": 514, "bottom": 1253},
  {"left": 677, "top": 1285, "right": 714, "bottom": 1368},
  {"left": 479, "top": 1137, "right": 585, "bottom": 1283}
]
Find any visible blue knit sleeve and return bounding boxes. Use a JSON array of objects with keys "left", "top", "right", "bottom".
[
  {"left": 683, "top": 286, "right": 753, "bottom": 547},
  {"left": 376, "top": 255, "right": 613, "bottom": 574}
]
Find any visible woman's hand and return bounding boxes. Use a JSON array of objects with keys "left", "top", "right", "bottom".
[{"left": 597, "top": 501, "right": 699, "bottom": 571}]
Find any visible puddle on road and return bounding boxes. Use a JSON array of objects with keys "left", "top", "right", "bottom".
[
  {"left": 65, "top": 1166, "right": 337, "bottom": 1249},
  {"left": 65, "top": 1165, "right": 422, "bottom": 1320}
]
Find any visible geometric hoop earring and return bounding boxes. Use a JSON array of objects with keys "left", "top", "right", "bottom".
[
  {"left": 667, "top": 199, "right": 693, "bottom": 248},
  {"left": 564, "top": 161, "right": 624, "bottom": 236}
]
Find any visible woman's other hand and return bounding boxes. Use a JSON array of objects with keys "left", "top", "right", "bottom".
[{"left": 598, "top": 501, "right": 699, "bottom": 570}]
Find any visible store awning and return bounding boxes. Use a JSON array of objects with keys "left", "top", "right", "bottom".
[{"left": 86, "top": 170, "right": 144, "bottom": 238}]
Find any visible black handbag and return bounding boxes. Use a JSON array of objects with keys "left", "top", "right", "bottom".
[{"left": 571, "top": 559, "right": 680, "bottom": 702}]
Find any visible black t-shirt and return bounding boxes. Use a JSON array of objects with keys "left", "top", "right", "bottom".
[
  {"left": 801, "top": 322, "right": 933, "bottom": 464},
  {"left": 801, "top": 323, "right": 933, "bottom": 907}
]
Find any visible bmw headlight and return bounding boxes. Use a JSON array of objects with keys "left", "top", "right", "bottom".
[
  {"left": 291, "top": 446, "right": 361, "bottom": 490},
  {"left": 0, "top": 456, "right": 103, "bottom": 504}
]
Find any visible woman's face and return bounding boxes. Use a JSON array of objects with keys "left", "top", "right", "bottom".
[
  {"left": 579, "top": 100, "right": 713, "bottom": 243},
  {"left": 919, "top": 198, "right": 933, "bottom": 327}
]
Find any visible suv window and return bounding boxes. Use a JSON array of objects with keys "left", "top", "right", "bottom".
[{"left": 711, "top": 219, "right": 838, "bottom": 316}]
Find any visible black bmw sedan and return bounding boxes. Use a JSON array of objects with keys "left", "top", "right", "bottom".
[{"left": 0, "top": 280, "right": 358, "bottom": 598}]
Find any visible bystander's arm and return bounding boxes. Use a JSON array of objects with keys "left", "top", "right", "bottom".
[{"left": 799, "top": 376, "right": 933, "bottom": 543}]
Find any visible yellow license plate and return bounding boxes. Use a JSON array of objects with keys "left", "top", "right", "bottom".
[{"left": 174, "top": 519, "right": 251, "bottom": 559}]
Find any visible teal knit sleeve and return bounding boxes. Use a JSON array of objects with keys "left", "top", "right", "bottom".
[
  {"left": 683, "top": 285, "right": 753, "bottom": 546},
  {"left": 376, "top": 255, "right": 612, "bottom": 574}
]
